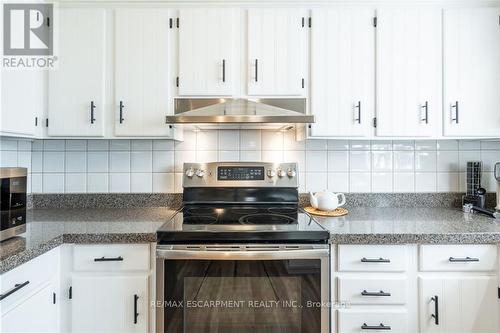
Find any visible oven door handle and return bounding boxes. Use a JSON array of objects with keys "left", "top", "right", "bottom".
[{"left": 156, "top": 248, "right": 329, "bottom": 260}]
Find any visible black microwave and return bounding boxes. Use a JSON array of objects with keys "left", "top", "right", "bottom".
[{"left": 1, "top": 168, "right": 27, "bottom": 241}]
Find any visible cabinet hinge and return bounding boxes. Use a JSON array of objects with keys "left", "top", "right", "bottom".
[
  {"left": 35, "top": 117, "right": 38, "bottom": 126},
  {"left": 301, "top": 78, "right": 305, "bottom": 89},
  {"left": 373, "top": 17, "right": 377, "bottom": 27},
  {"left": 53, "top": 292, "right": 56, "bottom": 304},
  {"left": 45, "top": 118, "right": 49, "bottom": 127},
  {"left": 308, "top": 17, "right": 312, "bottom": 28},
  {"left": 69, "top": 286, "right": 72, "bottom": 299},
  {"left": 373, "top": 117, "right": 377, "bottom": 128},
  {"left": 176, "top": 77, "right": 179, "bottom": 87}
]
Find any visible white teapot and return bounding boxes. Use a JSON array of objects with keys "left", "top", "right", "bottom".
[{"left": 309, "top": 190, "right": 346, "bottom": 212}]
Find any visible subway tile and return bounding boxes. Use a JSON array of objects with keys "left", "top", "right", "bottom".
[
  {"left": 31, "top": 151, "right": 42, "bottom": 172},
  {"left": 240, "top": 151, "right": 261, "bottom": 162},
  {"left": 305, "top": 172, "right": 328, "bottom": 192},
  {"left": 298, "top": 172, "right": 306, "bottom": 193},
  {"left": 17, "top": 151, "right": 31, "bottom": 173},
  {"left": 42, "top": 173, "right": 65, "bottom": 193},
  {"left": 393, "top": 173, "right": 415, "bottom": 193},
  {"left": 31, "top": 173, "right": 42, "bottom": 193},
  {"left": 350, "top": 151, "right": 371, "bottom": 172},
  {"left": 65, "top": 152, "right": 87, "bottom": 173},
  {"left": 306, "top": 139, "right": 328, "bottom": 151},
  {"left": 153, "top": 173, "right": 174, "bottom": 193},
  {"left": 350, "top": 140, "right": 370, "bottom": 151},
  {"left": 392, "top": 140, "right": 414, "bottom": 151},
  {"left": 32, "top": 140, "right": 43, "bottom": 151},
  {"left": 437, "top": 172, "right": 459, "bottom": 192},
  {"left": 393, "top": 151, "right": 414, "bottom": 172},
  {"left": 415, "top": 151, "right": 437, "bottom": 172},
  {"left": 174, "top": 150, "right": 195, "bottom": 172},
  {"left": 153, "top": 151, "right": 174, "bottom": 173},
  {"left": 349, "top": 173, "right": 371, "bottom": 193},
  {"left": 43, "top": 140, "right": 65, "bottom": 151},
  {"left": 87, "top": 173, "right": 109, "bottom": 193},
  {"left": 415, "top": 140, "right": 436, "bottom": 151},
  {"left": 110, "top": 140, "right": 130, "bottom": 151},
  {"left": 372, "top": 173, "right": 393, "bottom": 192},
  {"left": 327, "top": 173, "right": 349, "bottom": 192},
  {"left": 371, "top": 140, "right": 392, "bottom": 151},
  {"left": 284, "top": 150, "right": 305, "bottom": 173},
  {"left": 415, "top": 173, "right": 437, "bottom": 192},
  {"left": 372, "top": 151, "right": 393, "bottom": 172},
  {"left": 458, "top": 151, "right": 481, "bottom": 172},
  {"left": 131, "top": 140, "right": 152, "bottom": 150},
  {"left": 87, "top": 152, "right": 108, "bottom": 173},
  {"left": 480, "top": 140, "right": 500, "bottom": 150},
  {"left": 327, "top": 140, "right": 349, "bottom": 151},
  {"left": 196, "top": 150, "right": 218, "bottom": 163},
  {"left": 65, "top": 173, "right": 87, "bottom": 193},
  {"left": 328, "top": 151, "right": 349, "bottom": 172},
  {"left": 18, "top": 140, "right": 32, "bottom": 151},
  {"left": 174, "top": 173, "right": 183, "bottom": 193},
  {"left": 437, "top": 151, "right": 459, "bottom": 172},
  {"left": 480, "top": 172, "right": 497, "bottom": 193},
  {"left": 0, "top": 139, "right": 18, "bottom": 150},
  {"left": 87, "top": 140, "right": 109, "bottom": 151},
  {"left": 109, "top": 151, "right": 130, "bottom": 173},
  {"left": 437, "top": 140, "right": 458, "bottom": 151},
  {"left": 43, "top": 152, "right": 65, "bottom": 173},
  {"left": 306, "top": 151, "right": 327, "bottom": 172},
  {"left": 131, "top": 151, "right": 152, "bottom": 172},
  {"left": 240, "top": 130, "right": 261, "bottom": 150},
  {"left": 131, "top": 173, "right": 153, "bottom": 193},
  {"left": 480, "top": 150, "right": 500, "bottom": 171},
  {"left": 65, "top": 140, "right": 87, "bottom": 151},
  {"left": 0, "top": 151, "right": 17, "bottom": 167},
  {"left": 153, "top": 140, "right": 174, "bottom": 151},
  {"left": 284, "top": 131, "right": 305, "bottom": 150},
  {"left": 262, "top": 150, "right": 284, "bottom": 163},
  {"left": 109, "top": 173, "right": 130, "bottom": 193},
  {"left": 458, "top": 140, "right": 480, "bottom": 150},
  {"left": 262, "top": 131, "right": 284, "bottom": 151},
  {"left": 219, "top": 130, "right": 240, "bottom": 150},
  {"left": 196, "top": 131, "right": 218, "bottom": 150},
  {"left": 175, "top": 130, "right": 197, "bottom": 151},
  {"left": 218, "top": 150, "right": 240, "bottom": 162}
]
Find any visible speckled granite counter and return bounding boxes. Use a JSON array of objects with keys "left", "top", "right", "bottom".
[
  {"left": 0, "top": 208, "right": 177, "bottom": 274},
  {"left": 2, "top": 207, "right": 500, "bottom": 274},
  {"left": 314, "top": 208, "right": 500, "bottom": 244}
]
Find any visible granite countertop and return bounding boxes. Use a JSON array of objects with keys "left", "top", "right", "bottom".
[{"left": 2, "top": 207, "right": 500, "bottom": 274}]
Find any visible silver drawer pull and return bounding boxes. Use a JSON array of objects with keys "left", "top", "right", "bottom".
[
  {"left": 448, "top": 256, "right": 479, "bottom": 262},
  {"left": 361, "top": 257, "right": 390, "bottom": 263},
  {"left": 361, "top": 290, "right": 391, "bottom": 297},
  {"left": 94, "top": 256, "right": 124, "bottom": 262},
  {"left": 361, "top": 323, "right": 391, "bottom": 330}
]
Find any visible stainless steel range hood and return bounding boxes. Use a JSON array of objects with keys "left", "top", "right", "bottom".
[{"left": 166, "top": 98, "right": 314, "bottom": 130}]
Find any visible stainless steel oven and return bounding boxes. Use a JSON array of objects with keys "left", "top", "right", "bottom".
[{"left": 156, "top": 244, "right": 330, "bottom": 333}]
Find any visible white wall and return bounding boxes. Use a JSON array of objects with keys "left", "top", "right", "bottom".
[{"left": 1, "top": 132, "right": 499, "bottom": 194}]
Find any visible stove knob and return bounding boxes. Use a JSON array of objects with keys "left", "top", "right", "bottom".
[
  {"left": 267, "top": 169, "right": 276, "bottom": 178},
  {"left": 185, "top": 168, "right": 195, "bottom": 178},
  {"left": 195, "top": 169, "right": 205, "bottom": 178},
  {"left": 287, "top": 168, "right": 297, "bottom": 178},
  {"left": 277, "top": 169, "right": 286, "bottom": 178}
]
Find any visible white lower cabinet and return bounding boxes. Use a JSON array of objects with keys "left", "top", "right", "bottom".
[
  {"left": 71, "top": 274, "right": 148, "bottom": 333},
  {"left": 338, "top": 309, "right": 408, "bottom": 332}
]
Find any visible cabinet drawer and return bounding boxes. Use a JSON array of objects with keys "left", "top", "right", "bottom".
[
  {"left": 73, "top": 244, "right": 150, "bottom": 272},
  {"left": 338, "top": 310, "right": 408, "bottom": 333},
  {"left": 0, "top": 248, "right": 58, "bottom": 314},
  {"left": 420, "top": 245, "right": 497, "bottom": 272},
  {"left": 338, "top": 277, "right": 407, "bottom": 305},
  {"left": 338, "top": 245, "right": 407, "bottom": 272}
]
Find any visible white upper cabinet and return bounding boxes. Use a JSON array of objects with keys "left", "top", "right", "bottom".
[
  {"left": 1, "top": 70, "right": 45, "bottom": 137},
  {"left": 247, "top": 9, "right": 306, "bottom": 96},
  {"left": 178, "top": 9, "right": 235, "bottom": 96},
  {"left": 376, "top": 8, "right": 442, "bottom": 137},
  {"left": 443, "top": 8, "right": 500, "bottom": 137},
  {"left": 115, "top": 9, "right": 172, "bottom": 137},
  {"left": 48, "top": 8, "right": 106, "bottom": 137},
  {"left": 309, "top": 8, "right": 375, "bottom": 137}
]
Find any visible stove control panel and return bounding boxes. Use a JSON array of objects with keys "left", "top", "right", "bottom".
[{"left": 183, "top": 162, "right": 298, "bottom": 188}]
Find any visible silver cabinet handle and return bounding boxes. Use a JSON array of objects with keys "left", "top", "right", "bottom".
[
  {"left": 451, "top": 101, "right": 459, "bottom": 123},
  {"left": 90, "top": 101, "right": 96, "bottom": 124},
  {"left": 355, "top": 101, "right": 361, "bottom": 124},
  {"left": 361, "top": 323, "right": 391, "bottom": 330},
  {"left": 222, "top": 59, "right": 226, "bottom": 83},
  {"left": 254, "top": 59, "right": 258, "bottom": 82},
  {"left": 431, "top": 295, "right": 439, "bottom": 325},
  {"left": 421, "top": 101, "right": 428, "bottom": 124},
  {"left": 449, "top": 256, "right": 479, "bottom": 262},
  {"left": 361, "top": 257, "right": 390, "bottom": 263},
  {"left": 361, "top": 290, "right": 391, "bottom": 297},
  {"left": 119, "top": 101, "right": 125, "bottom": 124}
]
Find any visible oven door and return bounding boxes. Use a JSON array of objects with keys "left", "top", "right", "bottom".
[{"left": 156, "top": 244, "right": 330, "bottom": 333}]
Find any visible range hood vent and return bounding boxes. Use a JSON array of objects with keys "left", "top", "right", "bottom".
[{"left": 166, "top": 98, "right": 314, "bottom": 129}]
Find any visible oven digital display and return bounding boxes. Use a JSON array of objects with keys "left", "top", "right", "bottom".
[{"left": 217, "top": 166, "right": 265, "bottom": 181}]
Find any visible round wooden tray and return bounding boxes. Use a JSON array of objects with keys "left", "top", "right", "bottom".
[{"left": 304, "top": 206, "right": 349, "bottom": 217}]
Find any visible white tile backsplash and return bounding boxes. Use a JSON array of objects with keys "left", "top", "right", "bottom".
[{"left": 2, "top": 136, "right": 499, "bottom": 194}]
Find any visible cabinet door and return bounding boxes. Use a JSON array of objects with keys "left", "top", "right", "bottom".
[
  {"left": 72, "top": 274, "right": 148, "bottom": 333},
  {"left": 376, "top": 8, "right": 441, "bottom": 137},
  {"left": 48, "top": 8, "right": 106, "bottom": 137},
  {"left": 419, "top": 276, "right": 498, "bottom": 333},
  {"left": 115, "top": 9, "right": 172, "bottom": 137},
  {"left": 247, "top": 9, "right": 306, "bottom": 96},
  {"left": 178, "top": 9, "right": 235, "bottom": 96},
  {"left": 1, "top": 282, "right": 59, "bottom": 333},
  {"left": 443, "top": 8, "right": 500, "bottom": 137},
  {"left": 310, "top": 8, "right": 374, "bottom": 137},
  {"left": 1, "top": 70, "right": 44, "bottom": 137}
]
